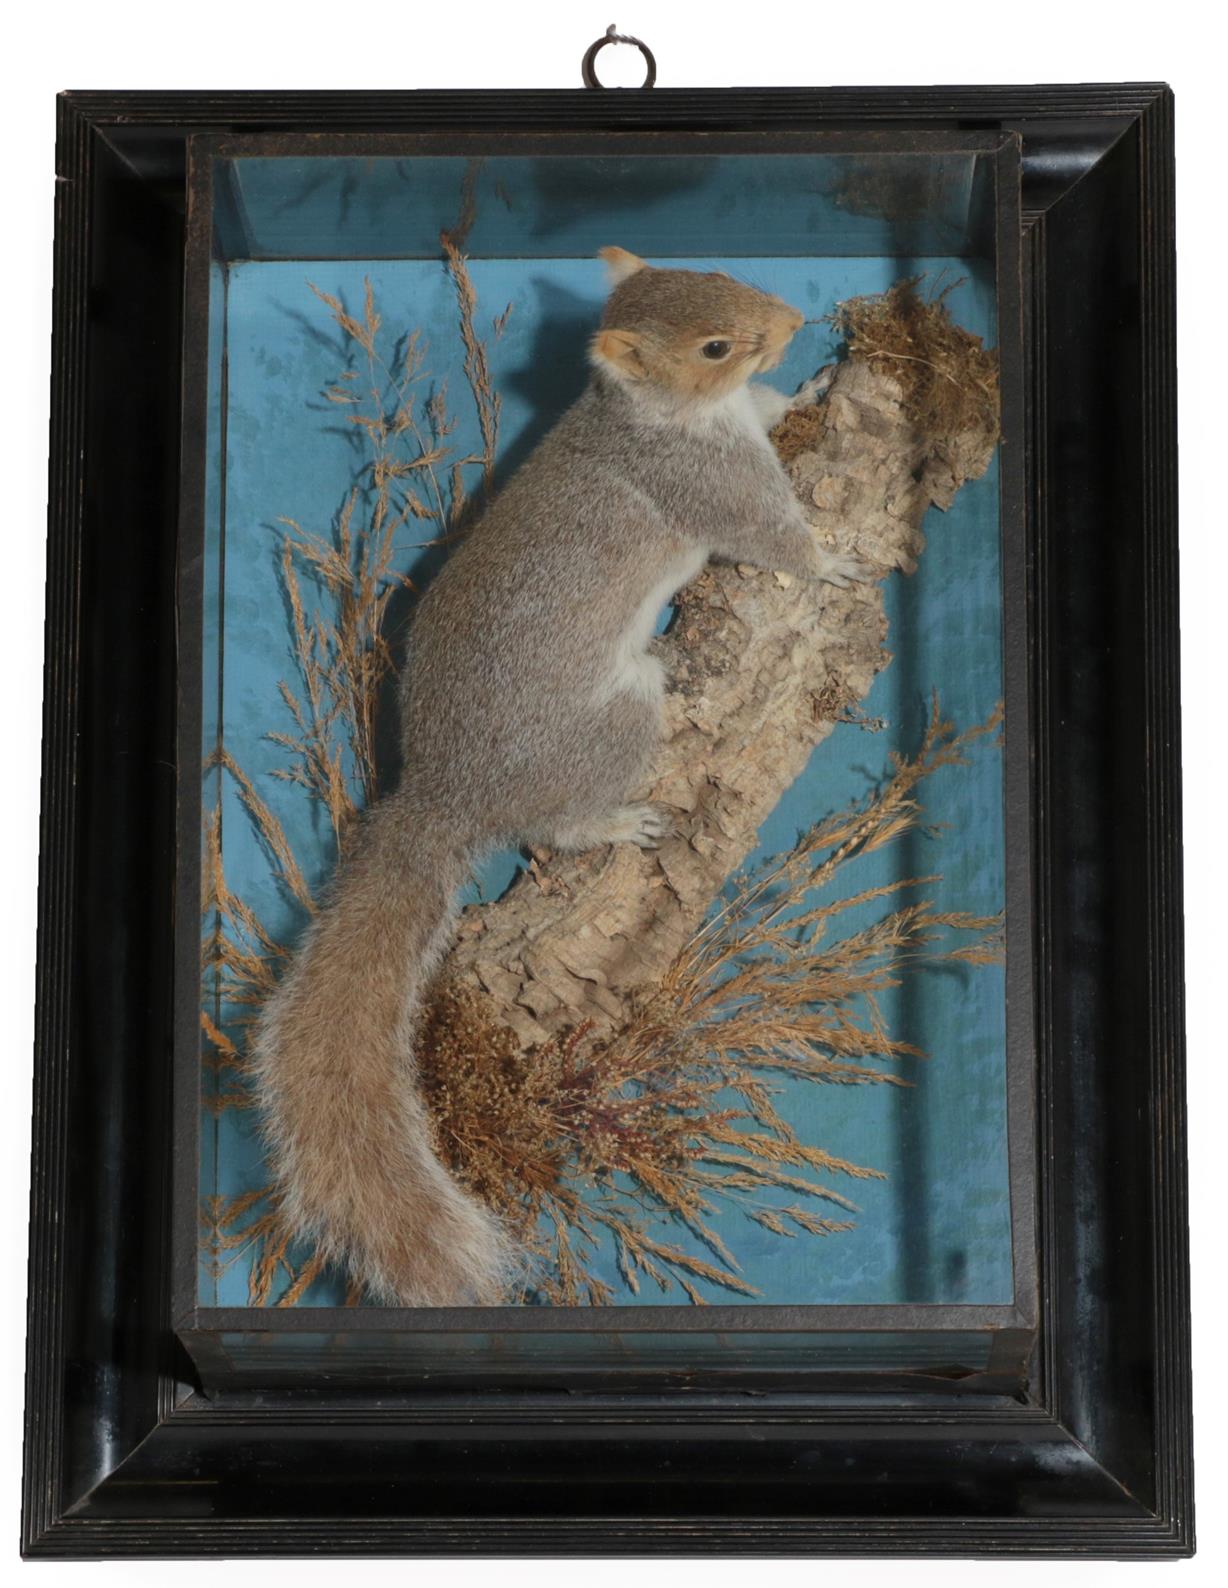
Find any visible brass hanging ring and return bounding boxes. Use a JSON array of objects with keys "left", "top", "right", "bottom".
[{"left": 581, "top": 25, "right": 657, "bottom": 89}]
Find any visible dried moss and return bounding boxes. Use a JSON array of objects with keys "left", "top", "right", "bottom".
[
  {"left": 772, "top": 402, "right": 828, "bottom": 464},
  {"left": 833, "top": 278, "right": 1000, "bottom": 452}
]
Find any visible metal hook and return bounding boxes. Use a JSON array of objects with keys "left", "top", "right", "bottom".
[{"left": 581, "top": 24, "right": 657, "bottom": 89}]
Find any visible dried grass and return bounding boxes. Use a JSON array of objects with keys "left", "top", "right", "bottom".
[
  {"left": 201, "top": 251, "right": 508, "bottom": 1306},
  {"left": 200, "top": 266, "right": 1003, "bottom": 1307},
  {"left": 416, "top": 696, "right": 1002, "bottom": 1303}
]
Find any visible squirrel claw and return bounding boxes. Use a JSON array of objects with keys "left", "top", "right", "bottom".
[
  {"left": 818, "top": 551, "right": 874, "bottom": 587},
  {"left": 610, "top": 802, "right": 673, "bottom": 849}
]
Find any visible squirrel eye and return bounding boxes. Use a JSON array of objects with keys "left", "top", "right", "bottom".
[{"left": 701, "top": 339, "right": 732, "bottom": 361}]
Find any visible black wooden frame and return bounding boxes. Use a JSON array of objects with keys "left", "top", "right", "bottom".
[{"left": 23, "top": 85, "right": 1189, "bottom": 1557}]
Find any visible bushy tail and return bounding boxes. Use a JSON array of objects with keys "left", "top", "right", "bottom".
[{"left": 252, "top": 791, "right": 514, "bottom": 1305}]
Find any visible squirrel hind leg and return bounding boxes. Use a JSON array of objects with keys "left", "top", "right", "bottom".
[
  {"left": 540, "top": 802, "right": 673, "bottom": 854},
  {"left": 520, "top": 692, "right": 665, "bottom": 854}
]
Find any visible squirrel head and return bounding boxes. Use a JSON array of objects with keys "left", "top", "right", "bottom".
[{"left": 591, "top": 247, "right": 805, "bottom": 402}]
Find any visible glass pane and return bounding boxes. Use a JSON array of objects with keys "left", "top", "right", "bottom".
[{"left": 195, "top": 144, "right": 1016, "bottom": 1335}]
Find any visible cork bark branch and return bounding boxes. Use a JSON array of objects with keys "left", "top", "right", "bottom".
[{"left": 435, "top": 358, "right": 997, "bottom": 1048}]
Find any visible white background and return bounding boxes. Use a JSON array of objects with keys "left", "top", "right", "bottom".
[{"left": 0, "top": 1, "right": 1222, "bottom": 1578}]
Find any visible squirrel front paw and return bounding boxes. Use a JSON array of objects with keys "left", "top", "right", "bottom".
[
  {"left": 792, "top": 366, "right": 837, "bottom": 408},
  {"left": 747, "top": 383, "right": 793, "bottom": 431}
]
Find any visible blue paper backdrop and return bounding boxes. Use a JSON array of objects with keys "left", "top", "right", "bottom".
[{"left": 200, "top": 250, "right": 1010, "bottom": 1309}]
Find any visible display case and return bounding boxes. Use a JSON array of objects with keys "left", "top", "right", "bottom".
[
  {"left": 176, "top": 130, "right": 1031, "bottom": 1387},
  {"left": 24, "top": 84, "right": 1189, "bottom": 1559}
]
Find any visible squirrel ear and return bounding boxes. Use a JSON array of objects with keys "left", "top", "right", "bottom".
[
  {"left": 598, "top": 246, "right": 648, "bottom": 285},
  {"left": 591, "top": 328, "right": 645, "bottom": 375}
]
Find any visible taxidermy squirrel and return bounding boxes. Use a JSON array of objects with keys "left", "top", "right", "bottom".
[{"left": 253, "top": 247, "right": 864, "bottom": 1306}]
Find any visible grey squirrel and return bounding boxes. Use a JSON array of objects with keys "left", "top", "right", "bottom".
[{"left": 252, "top": 247, "right": 864, "bottom": 1306}]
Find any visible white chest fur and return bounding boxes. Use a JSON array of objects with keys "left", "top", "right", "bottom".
[{"left": 681, "top": 382, "right": 783, "bottom": 454}]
